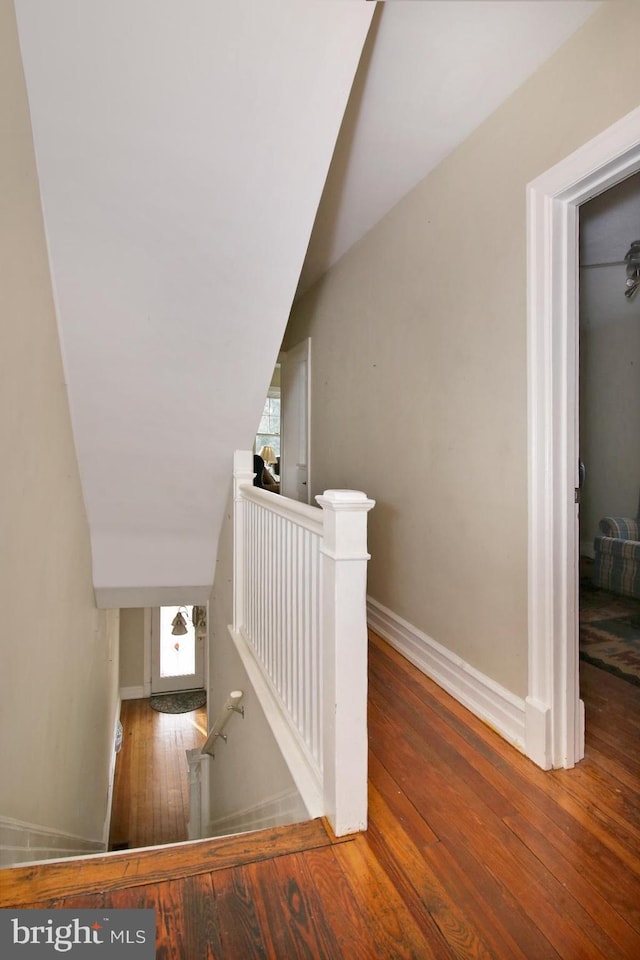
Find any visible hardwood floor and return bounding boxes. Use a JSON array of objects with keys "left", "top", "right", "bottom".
[
  {"left": 3, "top": 631, "right": 640, "bottom": 958},
  {"left": 109, "top": 698, "right": 207, "bottom": 850}
]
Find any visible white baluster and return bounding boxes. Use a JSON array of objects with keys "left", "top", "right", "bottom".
[{"left": 233, "top": 451, "right": 254, "bottom": 634}]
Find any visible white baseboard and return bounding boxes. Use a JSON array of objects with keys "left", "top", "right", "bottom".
[
  {"left": 0, "top": 815, "right": 105, "bottom": 869},
  {"left": 120, "top": 685, "right": 145, "bottom": 701},
  {"left": 367, "top": 597, "right": 526, "bottom": 753},
  {"left": 205, "top": 788, "right": 308, "bottom": 838}
]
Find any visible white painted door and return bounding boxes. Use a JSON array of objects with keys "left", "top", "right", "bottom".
[
  {"left": 281, "top": 338, "right": 310, "bottom": 502},
  {"left": 151, "top": 606, "right": 205, "bottom": 694}
]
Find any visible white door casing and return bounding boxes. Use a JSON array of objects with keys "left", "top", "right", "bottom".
[{"left": 526, "top": 105, "right": 640, "bottom": 770}]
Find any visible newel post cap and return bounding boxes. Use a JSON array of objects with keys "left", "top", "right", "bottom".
[{"left": 315, "top": 489, "right": 375, "bottom": 512}]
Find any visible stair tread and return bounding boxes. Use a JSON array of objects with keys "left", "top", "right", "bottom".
[{"left": 0, "top": 817, "right": 343, "bottom": 907}]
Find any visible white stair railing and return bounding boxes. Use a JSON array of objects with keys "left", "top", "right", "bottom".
[{"left": 230, "top": 450, "right": 374, "bottom": 836}]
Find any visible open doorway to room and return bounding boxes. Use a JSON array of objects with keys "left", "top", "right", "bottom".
[
  {"left": 254, "top": 364, "right": 282, "bottom": 494},
  {"left": 577, "top": 172, "right": 640, "bottom": 754},
  {"left": 256, "top": 338, "right": 311, "bottom": 503}
]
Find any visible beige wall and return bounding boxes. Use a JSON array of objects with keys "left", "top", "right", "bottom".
[
  {"left": 119, "top": 609, "right": 146, "bottom": 689},
  {"left": 0, "top": 0, "right": 120, "bottom": 845},
  {"left": 284, "top": 2, "right": 640, "bottom": 698}
]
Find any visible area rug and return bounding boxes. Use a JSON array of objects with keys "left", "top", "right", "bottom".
[
  {"left": 150, "top": 690, "right": 206, "bottom": 714},
  {"left": 580, "top": 563, "right": 640, "bottom": 686}
]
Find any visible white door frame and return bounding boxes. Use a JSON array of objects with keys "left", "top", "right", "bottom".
[
  {"left": 280, "top": 337, "right": 311, "bottom": 503},
  {"left": 526, "top": 105, "right": 640, "bottom": 770}
]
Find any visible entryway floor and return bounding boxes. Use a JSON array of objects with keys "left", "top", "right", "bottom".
[{"left": 109, "top": 698, "right": 207, "bottom": 850}]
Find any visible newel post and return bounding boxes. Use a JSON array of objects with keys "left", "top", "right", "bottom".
[
  {"left": 316, "top": 489, "right": 375, "bottom": 836},
  {"left": 233, "top": 450, "right": 255, "bottom": 632}
]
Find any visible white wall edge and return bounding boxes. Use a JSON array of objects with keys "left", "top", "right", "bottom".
[
  {"left": 367, "top": 597, "right": 526, "bottom": 753},
  {"left": 143, "top": 607, "right": 152, "bottom": 697},
  {"left": 228, "top": 625, "right": 322, "bottom": 819},
  {"left": 205, "top": 787, "right": 305, "bottom": 838},
  {"left": 0, "top": 814, "right": 105, "bottom": 868},
  {"left": 96, "top": 586, "right": 211, "bottom": 609},
  {"left": 102, "top": 695, "right": 122, "bottom": 847}
]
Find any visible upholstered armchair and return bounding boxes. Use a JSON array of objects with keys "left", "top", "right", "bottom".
[{"left": 593, "top": 513, "right": 640, "bottom": 599}]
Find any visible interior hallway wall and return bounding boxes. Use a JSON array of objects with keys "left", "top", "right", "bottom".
[
  {"left": 119, "top": 608, "right": 146, "bottom": 692},
  {"left": 284, "top": 1, "right": 640, "bottom": 699},
  {"left": 0, "top": 0, "right": 120, "bottom": 849}
]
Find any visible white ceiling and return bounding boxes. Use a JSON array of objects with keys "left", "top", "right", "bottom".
[
  {"left": 299, "top": 0, "right": 600, "bottom": 294},
  {"left": 15, "top": 0, "right": 374, "bottom": 605},
  {"left": 14, "top": 0, "right": 600, "bottom": 606}
]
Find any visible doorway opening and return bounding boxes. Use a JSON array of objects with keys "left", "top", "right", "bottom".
[
  {"left": 526, "top": 104, "right": 640, "bottom": 770},
  {"left": 577, "top": 172, "right": 640, "bottom": 743},
  {"left": 151, "top": 605, "right": 205, "bottom": 694}
]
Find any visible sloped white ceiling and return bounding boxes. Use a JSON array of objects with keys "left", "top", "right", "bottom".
[
  {"left": 14, "top": 0, "right": 374, "bottom": 606},
  {"left": 14, "top": 0, "right": 600, "bottom": 608},
  {"left": 299, "top": 0, "right": 600, "bottom": 294}
]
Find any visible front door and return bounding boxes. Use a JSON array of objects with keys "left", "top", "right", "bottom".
[{"left": 151, "top": 606, "right": 205, "bottom": 694}]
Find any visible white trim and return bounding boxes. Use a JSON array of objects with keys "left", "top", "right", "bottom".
[
  {"left": 227, "top": 624, "right": 321, "bottom": 819},
  {"left": 120, "top": 685, "right": 145, "bottom": 701},
  {"left": 526, "top": 105, "right": 640, "bottom": 769},
  {"left": 0, "top": 815, "right": 104, "bottom": 868},
  {"left": 367, "top": 598, "right": 526, "bottom": 753},
  {"left": 206, "top": 787, "right": 308, "bottom": 838},
  {"left": 143, "top": 607, "right": 152, "bottom": 697}
]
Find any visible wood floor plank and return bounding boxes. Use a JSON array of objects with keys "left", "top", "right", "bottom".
[
  {"left": 366, "top": 783, "right": 497, "bottom": 960},
  {"left": 332, "top": 833, "right": 451, "bottom": 959},
  {"left": 585, "top": 730, "right": 640, "bottom": 792},
  {"left": 300, "top": 845, "right": 408, "bottom": 960},
  {"left": 154, "top": 876, "right": 222, "bottom": 960},
  {"left": 368, "top": 693, "right": 634, "bottom": 959},
  {"left": 98, "top": 877, "right": 222, "bottom": 960},
  {"left": 109, "top": 699, "right": 207, "bottom": 851},
  {"left": 0, "top": 819, "right": 337, "bottom": 907},
  {"left": 212, "top": 864, "right": 272, "bottom": 959},
  {"left": 241, "top": 854, "right": 338, "bottom": 960},
  {"left": 420, "top": 836, "right": 561, "bottom": 960},
  {"left": 368, "top": 751, "right": 440, "bottom": 848},
  {"left": 371, "top": 638, "right": 640, "bottom": 887},
  {"left": 503, "top": 812, "right": 640, "bottom": 958}
]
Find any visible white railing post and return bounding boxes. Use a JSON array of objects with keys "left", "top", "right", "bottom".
[
  {"left": 233, "top": 450, "right": 255, "bottom": 632},
  {"left": 316, "top": 489, "right": 375, "bottom": 836}
]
